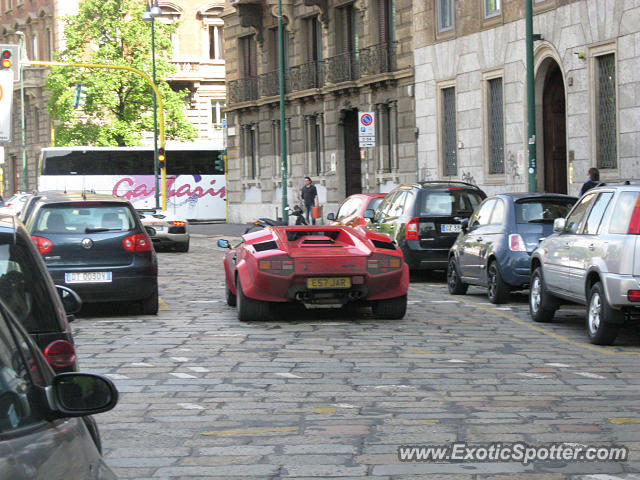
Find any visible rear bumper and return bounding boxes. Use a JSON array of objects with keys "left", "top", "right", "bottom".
[
  {"left": 401, "top": 240, "right": 450, "bottom": 270},
  {"left": 500, "top": 252, "right": 532, "bottom": 288},
  {"left": 604, "top": 274, "right": 640, "bottom": 309},
  {"left": 46, "top": 260, "right": 157, "bottom": 303}
]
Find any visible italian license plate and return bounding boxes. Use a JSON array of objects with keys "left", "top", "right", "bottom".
[
  {"left": 307, "top": 277, "right": 351, "bottom": 289},
  {"left": 65, "top": 271, "right": 112, "bottom": 284},
  {"left": 441, "top": 224, "right": 462, "bottom": 233}
]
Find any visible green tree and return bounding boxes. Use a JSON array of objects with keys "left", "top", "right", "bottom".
[{"left": 46, "top": 0, "right": 197, "bottom": 146}]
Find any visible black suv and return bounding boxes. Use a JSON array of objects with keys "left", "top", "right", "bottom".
[
  {"left": 365, "top": 181, "right": 486, "bottom": 271},
  {"left": 23, "top": 191, "right": 159, "bottom": 314}
]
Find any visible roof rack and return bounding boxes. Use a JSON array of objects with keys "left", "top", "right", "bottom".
[{"left": 418, "top": 180, "right": 481, "bottom": 189}]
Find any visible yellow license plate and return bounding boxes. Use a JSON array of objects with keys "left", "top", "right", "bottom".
[{"left": 307, "top": 277, "right": 351, "bottom": 289}]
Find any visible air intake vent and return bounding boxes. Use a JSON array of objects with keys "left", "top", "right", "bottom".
[
  {"left": 253, "top": 240, "right": 278, "bottom": 252},
  {"left": 302, "top": 238, "right": 335, "bottom": 245},
  {"left": 372, "top": 239, "right": 396, "bottom": 250}
]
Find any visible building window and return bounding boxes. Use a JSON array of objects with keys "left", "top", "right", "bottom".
[
  {"left": 437, "top": 0, "right": 454, "bottom": 33},
  {"left": 314, "top": 120, "right": 322, "bottom": 175},
  {"left": 209, "top": 24, "right": 224, "bottom": 60},
  {"left": 5, "top": 0, "right": 12, "bottom": 11},
  {"left": 211, "top": 101, "right": 226, "bottom": 127},
  {"left": 31, "top": 34, "right": 38, "bottom": 60},
  {"left": 441, "top": 86, "right": 457, "bottom": 176},
  {"left": 305, "top": 115, "right": 323, "bottom": 175},
  {"left": 487, "top": 77, "right": 504, "bottom": 174},
  {"left": 243, "top": 124, "right": 258, "bottom": 179},
  {"left": 333, "top": 4, "right": 358, "bottom": 82},
  {"left": 44, "top": 28, "right": 52, "bottom": 60},
  {"left": 485, "top": 0, "right": 500, "bottom": 18},
  {"left": 596, "top": 53, "right": 617, "bottom": 169},
  {"left": 378, "top": 102, "right": 395, "bottom": 173}
]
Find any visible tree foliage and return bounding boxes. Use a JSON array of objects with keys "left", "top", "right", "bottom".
[{"left": 47, "top": 0, "right": 197, "bottom": 146}]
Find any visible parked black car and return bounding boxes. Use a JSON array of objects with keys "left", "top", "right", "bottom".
[
  {"left": 365, "top": 181, "right": 486, "bottom": 271},
  {"left": 23, "top": 191, "right": 159, "bottom": 314},
  {"left": 447, "top": 193, "right": 577, "bottom": 303},
  {"left": 0, "top": 298, "right": 118, "bottom": 479}
]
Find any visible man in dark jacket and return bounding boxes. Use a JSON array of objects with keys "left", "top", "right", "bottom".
[
  {"left": 580, "top": 167, "right": 600, "bottom": 196},
  {"left": 301, "top": 176, "right": 318, "bottom": 225}
]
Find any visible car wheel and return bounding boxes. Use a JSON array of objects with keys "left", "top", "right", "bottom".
[
  {"left": 447, "top": 258, "right": 468, "bottom": 295},
  {"left": 529, "top": 267, "right": 557, "bottom": 323},
  {"left": 237, "top": 277, "right": 270, "bottom": 322},
  {"left": 586, "top": 282, "right": 622, "bottom": 345},
  {"left": 487, "top": 261, "right": 509, "bottom": 304},
  {"left": 225, "top": 277, "right": 237, "bottom": 307},
  {"left": 175, "top": 239, "right": 190, "bottom": 252},
  {"left": 140, "top": 284, "right": 159, "bottom": 315},
  {"left": 372, "top": 295, "right": 407, "bottom": 320}
]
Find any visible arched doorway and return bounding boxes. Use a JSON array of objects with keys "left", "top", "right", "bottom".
[{"left": 541, "top": 63, "right": 567, "bottom": 194}]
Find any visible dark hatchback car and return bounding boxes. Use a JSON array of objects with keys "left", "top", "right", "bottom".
[
  {"left": 365, "top": 182, "right": 486, "bottom": 271},
  {"left": 0, "top": 299, "right": 118, "bottom": 480},
  {"left": 447, "top": 193, "right": 577, "bottom": 303},
  {"left": 24, "top": 191, "right": 159, "bottom": 314}
]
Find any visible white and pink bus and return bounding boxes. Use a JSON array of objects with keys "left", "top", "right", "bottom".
[{"left": 38, "top": 145, "right": 226, "bottom": 221}]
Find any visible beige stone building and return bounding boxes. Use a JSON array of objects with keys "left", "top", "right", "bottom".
[
  {"left": 413, "top": 0, "right": 640, "bottom": 197},
  {"left": 0, "top": 0, "right": 227, "bottom": 197},
  {"left": 222, "top": 0, "right": 416, "bottom": 223}
]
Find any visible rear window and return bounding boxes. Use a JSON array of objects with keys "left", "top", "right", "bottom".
[
  {"left": 609, "top": 191, "right": 639, "bottom": 234},
  {"left": 419, "top": 190, "right": 484, "bottom": 216},
  {"left": 33, "top": 204, "right": 136, "bottom": 234},
  {"left": 515, "top": 199, "right": 575, "bottom": 224}
]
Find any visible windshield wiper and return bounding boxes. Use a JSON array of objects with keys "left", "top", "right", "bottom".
[{"left": 527, "top": 218, "right": 553, "bottom": 224}]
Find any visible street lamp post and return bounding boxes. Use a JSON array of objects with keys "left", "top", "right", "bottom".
[
  {"left": 143, "top": 0, "right": 162, "bottom": 210},
  {"left": 15, "top": 31, "right": 26, "bottom": 192}
]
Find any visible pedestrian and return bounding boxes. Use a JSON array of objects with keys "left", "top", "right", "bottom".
[
  {"left": 300, "top": 176, "right": 319, "bottom": 225},
  {"left": 580, "top": 167, "right": 600, "bottom": 196}
]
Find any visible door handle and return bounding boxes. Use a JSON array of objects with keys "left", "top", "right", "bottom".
[
  {"left": 476, "top": 237, "right": 483, "bottom": 242},
  {"left": 563, "top": 243, "right": 570, "bottom": 248},
  {"left": 588, "top": 244, "right": 596, "bottom": 251}
]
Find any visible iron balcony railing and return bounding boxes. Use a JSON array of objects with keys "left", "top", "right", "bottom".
[{"left": 228, "top": 42, "right": 398, "bottom": 104}]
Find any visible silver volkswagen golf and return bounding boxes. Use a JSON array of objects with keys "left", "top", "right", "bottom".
[{"left": 529, "top": 182, "right": 640, "bottom": 345}]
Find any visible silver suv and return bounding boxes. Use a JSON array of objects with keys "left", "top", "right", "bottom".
[{"left": 529, "top": 183, "right": 640, "bottom": 345}]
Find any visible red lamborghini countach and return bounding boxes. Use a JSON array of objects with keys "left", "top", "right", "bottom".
[{"left": 218, "top": 225, "right": 409, "bottom": 321}]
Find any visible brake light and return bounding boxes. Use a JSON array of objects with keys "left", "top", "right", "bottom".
[
  {"left": 32, "top": 235, "right": 53, "bottom": 254},
  {"left": 258, "top": 255, "right": 294, "bottom": 276},
  {"left": 122, "top": 233, "right": 153, "bottom": 251},
  {"left": 44, "top": 340, "right": 76, "bottom": 369},
  {"left": 367, "top": 253, "right": 403, "bottom": 273},
  {"left": 628, "top": 290, "right": 640, "bottom": 302},
  {"left": 405, "top": 217, "right": 419, "bottom": 241},
  {"left": 509, "top": 234, "right": 527, "bottom": 252},
  {"left": 171, "top": 221, "right": 186, "bottom": 227},
  {"left": 446, "top": 187, "right": 461, "bottom": 191},
  {"left": 627, "top": 195, "right": 640, "bottom": 234}
]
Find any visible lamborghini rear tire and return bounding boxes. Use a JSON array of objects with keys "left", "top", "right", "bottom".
[
  {"left": 237, "top": 277, "right": 270, "bottom": 321},
  {"left": 372, "top": 295, "right": 407, "bottom": 320}
]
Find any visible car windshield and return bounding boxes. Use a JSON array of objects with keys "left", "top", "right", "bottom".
[
  {"left": 515, "top": 199, "right": 575, "bottom": 223},
  {"left": 32, "top": 204, "right": 136, "bottom": 234},
  {"left": 419, "top": 190, "right": 484, "bottom": 216}
]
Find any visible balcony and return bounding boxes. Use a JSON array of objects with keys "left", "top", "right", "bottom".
[{"left": 228, "top": 42, "right": 397, "bottom": 104}]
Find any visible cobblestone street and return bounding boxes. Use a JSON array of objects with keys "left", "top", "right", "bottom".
[{"left": 72, "top": 233, "right": 640, "bottom": 479}]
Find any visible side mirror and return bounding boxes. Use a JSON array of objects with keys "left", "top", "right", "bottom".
[
  {"left": 55, "top": 285, "right": 82, "bottom": 315},
  {"left": 218, "top": 239, "right": 231, "bottom": 249},
  {"left": 553, "top": 218, "right": 566, "bottom": 233},
  {"left": 363, "top": 209, "right": 375, "bottom": 222},
  {"left": 144, "top": 226, "right": 156, "bottom": 237},
  {"left": 50, "top": 373, "right": 118, "bottom": 417},
  {"left": 326, "top": 212, "right": 335, "bottom": 221}
]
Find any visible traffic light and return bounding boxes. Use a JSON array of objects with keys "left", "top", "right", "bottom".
[
  {"left": 214, "top": 152, "right": 226, "bottom": 173},
  {"left": 157, "top": 148, "right": 166, "bottom": 170},
  {"left": 0, "top": 44, "right": 19, "bottom": 81},
  {"left": 73, "top": 84, "right": 88, "bottom": 108}
]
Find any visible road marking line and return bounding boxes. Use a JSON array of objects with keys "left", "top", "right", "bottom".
[
  {"left": 275, "top": 372, "right": 303, "bottom": 378},
  {"left": 178, "top": 403, "right": 204, "bottom": 410},
  {"left": 574, "top": 371, "right": 606, "bottom": 379},
  {"left": 171, "top": 372, "right": 197, "bottom": 379},
  {"left": 410, "top": 285, "right": 640, "bottom": 356},
  {"left": 201, "top": 427, "right": 298, "bottom": 436},
  {"left": 315, "top": 407, "right": 336, "bottom": 414},
  {"left": 609, "top": 418, "right": 640, "bottom": 424},
  {"left": 159, "top": 297, "right": 170, "bottom": 310}
]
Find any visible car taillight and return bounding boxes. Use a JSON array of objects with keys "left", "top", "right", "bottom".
[
  {"left": 171, "top": 221, "right": 186, "bottom": 227},
  {"left": 405, "top": 217, "right": 419, "bottom": 241},
  {"left": 122, "top": 233, "right": 153, "bottom": 251},
  {"left": 509, "top": 234, "right": 527, "bottom": 252},
  {"left": 44, "top": 340, "right": 76, "bottom": 369},
  {"left": 32, "top": 235, "right": 53, "bottom": 254},
  {"left": 627, "top": 195, "right": 640, "bottom": 234},
  {"left": 628, "top": 290, "right": 640, "bottom": 302},
  {"left": 258, "top": 256, "right": 294, "bottom": 276},
  {"left": 367, "top": 253, "right": 403, "bottom": 274}
]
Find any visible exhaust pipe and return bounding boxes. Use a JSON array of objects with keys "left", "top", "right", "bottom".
[{"left": 348, "top": 291, "right": 362, "bottom": 300}]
